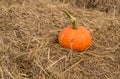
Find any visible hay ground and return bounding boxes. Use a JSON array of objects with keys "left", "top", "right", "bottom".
[{"left": 0, "top": 0, "right": 120, "bottom": 79}]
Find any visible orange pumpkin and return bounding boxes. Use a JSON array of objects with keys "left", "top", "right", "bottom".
[{"left": 58, "top": 10, "right": 92, "bottom": 51}]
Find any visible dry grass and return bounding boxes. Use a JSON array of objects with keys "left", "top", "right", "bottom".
[
  {"left": 58, "top": 0, "right": 120, "bottom": 14},
  {"left": 0, "top": 0, "right": 120, "bottom": 79}
]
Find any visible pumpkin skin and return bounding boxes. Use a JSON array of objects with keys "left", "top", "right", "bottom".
[{"left": 58, "top": 26, "right": 91, "bottom": 51}]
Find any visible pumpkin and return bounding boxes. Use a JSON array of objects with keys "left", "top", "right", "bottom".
[{"left": 58, "top": 10, "right": 92, "bottom": 51}]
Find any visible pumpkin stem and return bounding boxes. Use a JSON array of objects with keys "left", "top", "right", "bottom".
[{"left": 63, "top": 10, "right": 77, "bottom": 29}]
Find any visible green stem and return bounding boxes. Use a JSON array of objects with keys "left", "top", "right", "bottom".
[{"left": 63, "top": 10, "right": 77, "bottom": 29}]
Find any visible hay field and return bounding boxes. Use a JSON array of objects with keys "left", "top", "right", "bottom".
[{"left": 0, "top": 0, "right": 120, "bottom": 79}]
